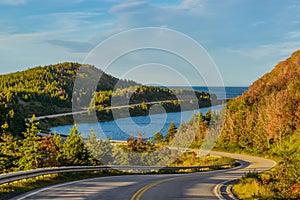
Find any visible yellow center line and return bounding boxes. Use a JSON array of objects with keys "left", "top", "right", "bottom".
[{"left": 130, "top": 176, "right": 193, "bottom": 200}]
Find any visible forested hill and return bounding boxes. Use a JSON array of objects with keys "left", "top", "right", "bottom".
[
  {"left": 219, "top": 50, "right": 300, "bottom": 150},
  {"left": 0, "top": 62, "right": 214, "bottom": 135},
  {"left": 217, "top": 50, "right": 300, "bottom": 198},
  {"left": 0, "top": 62, "right": 138, "bottom": 133},
  {"left": 0, "top": 63, "right": 137, "bottom": 109}
]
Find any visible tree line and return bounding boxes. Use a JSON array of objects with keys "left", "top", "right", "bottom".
[
  {"left": 0, "top": 107, "right": 216, "bottom": 174},
  {"left": 0, "top": 116, "right": 98, "bottom": 173}
]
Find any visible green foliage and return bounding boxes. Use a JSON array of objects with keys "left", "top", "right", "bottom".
[
  {"left": 90, "top": 85, "right": 212, "bottom": 113},
  {"left": 0, "top": 62, "right": 137, "bottom": 134},
  {"left": 0, "top": 123, "right": 112, "bottom": 173},
  {"left": 85, "top": 130, "right": 114, "bottom": 164},
  {"left": 233, "top": 177, "right": 273, "bottom": 199},
  {"left": 170, "top": 111, "right": 211, "bottom": 148},
  {"left": 153, "top": 132, "right": 163, "bottom": 144},
  {"left": 166, "top": 121, "right": 177, "bottom": 142},
  {"left": 125, "top": 135, "right": 156, "bottom": 153},
  {"left": 110, "top": 110, "right": 217, "bottom": 166},
  {"left": 0, "top": 92, "right": 25, "bottom": 135},
  {"left": 205, "top": 108, "right": 212, "bottom": 122},
  {"left": 59, "top": 126, "right": 94, "bottom": 166},
  {"left": 170, "top": 153, "right": 234, "bottom": 167},
  {"left": 17, "top": 116, "right": 42, "bottom": 171},
  {"left": 113, "top": 135, "right": 167, "bottom": 166},
  {"left": 0, "top": 62, "right": 214, "bottom": 134},
  {"left": 0, "top": 61, "right": 216, "bottom": 173},
  {"left": 0, "top": 130, "right": 20, "bottom": 172}
]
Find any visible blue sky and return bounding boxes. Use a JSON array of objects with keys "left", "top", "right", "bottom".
[{"left": 1, "top": 0, "right": 300, "bottom": 86}]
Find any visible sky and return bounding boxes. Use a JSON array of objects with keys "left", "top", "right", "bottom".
[{"left": 1, "top": 0, "right": 300, "bottom": 86}]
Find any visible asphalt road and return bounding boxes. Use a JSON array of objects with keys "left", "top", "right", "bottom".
[
  {"left": 31, "top": 100, "right": 177, "bottom": 121},
  {"left": 13, "top": 152, "right": 276, "bottom": 200}
]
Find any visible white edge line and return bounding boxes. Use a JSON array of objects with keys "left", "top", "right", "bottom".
[
  {"left": 212, "top": 161, "right": 246, "bottom": 200},
  {"left": 214, "top": 180, "right": 227, "bottom": 200},
  {"left": 213, "top": 159, "right": 277, "bottom": 200},
  {"left": 14, "top": 175, "right": 123, "bottom": 200}
]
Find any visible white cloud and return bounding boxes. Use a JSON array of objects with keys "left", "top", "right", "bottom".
[
  {"left": 0, "top": 31, "right": 85, "bottom": 73},
  {"left": 28, "top": 11, "right": 105, "bottom": 32},
  {"left": 252, "top": 20, "right": 265, "bottom": 27},
  {"left": 109, "top": 1, "right": 147, "bottom": 13},
  {"left": 179, "top": 0, "right": 203, "bottom": 8},
  {"left": 46, "top": 39, "right": 94, "bottom": 52},
  {"left": 168, "top": 0, "right": 205, "bottom": 13},
  {"left": 106, "top": 0, "right": 208, "bottom": 35},
  {"left": 229, "top": 42, "right": 300, "bottom": 59},
  {"left": 0, "top": 0, "right": 27, "bottom": 5},
  {"left": 285, "top": 31, "right": 300, "bottom": 39}
]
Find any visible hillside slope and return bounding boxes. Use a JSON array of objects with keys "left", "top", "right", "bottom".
[
  {"left": 0, "top": 63, "right": 138, "bottom": 133},
  {"left": 219, "top": 50, "right": 300, "bottom": 151},
  {"left": 0, "top": 62, "right": 215, "bottom": 134},
  {"left": 217, "top": 50, "right": 300, "bottom": 198},
  {"left": 0, "top": 62, "right": 137, "bottom": 116}
]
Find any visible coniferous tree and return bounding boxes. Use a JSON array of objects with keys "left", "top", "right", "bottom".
[
  {"left": 205, "top": 109, "right": 212, "bottom": 122},
  {"left": 166, "top": 122, "right": 177, "bottom": 142},
  {"left": 85, "top": 130, "right": 114, "bottom": 165},
  {"left": 153, "top": 132, "right": 163, "bottom": 144},
  {"left": 60, "top": 126, "right": 93, "bottom": 166},
  {"left": 0, "top": 123, "right": 20, "bottom": 172},
  {"left": 17, "top": 116, "right": 42, "bottom": 170}
]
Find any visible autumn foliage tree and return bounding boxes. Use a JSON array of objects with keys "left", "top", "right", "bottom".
[
  {"left": 39, "top": 133, "right": 63, "bottom": 167},
  {"left": 217, "top": 50, "right": 300, "bottom": 198}
]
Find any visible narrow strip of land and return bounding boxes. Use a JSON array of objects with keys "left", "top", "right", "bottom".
[{"left": 29, "top": 100, "right": 176, "bottom": 121}]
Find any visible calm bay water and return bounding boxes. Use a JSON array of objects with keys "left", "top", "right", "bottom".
[{"left": 50, "top": 87, "right": 248, "bottom": 140}]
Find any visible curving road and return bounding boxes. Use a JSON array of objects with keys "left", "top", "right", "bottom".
[
  {"left": 30, "top": 100, "right": 176, "bottom": 121},
  {"left": 12, "top": 152, "right": 276, "bottom": 200}
]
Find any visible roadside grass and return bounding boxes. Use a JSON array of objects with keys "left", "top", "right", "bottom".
[
  {"left": 170, "top": 152, "right": 235, "bottom": 167},
  {"left": 213, "top": 147, "right": 300, "bottom": 200},
  {"left": 232, "top": 171, "right": 275, "bottom": 200}
]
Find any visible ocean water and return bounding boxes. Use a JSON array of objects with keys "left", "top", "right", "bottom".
[
  {"left": 50, "top": 86, "right": 248, "bottom": 140},
  {"left": 172, "top": 86, "right": 248, "bottom": 99}
]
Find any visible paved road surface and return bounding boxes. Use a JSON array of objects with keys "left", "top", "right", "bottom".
[
  {"left": 31, "top": 100, "right": 176, "bottom": 121},
  {"left": 13, "top": 152, "right": 276, "bottom": 200}
]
